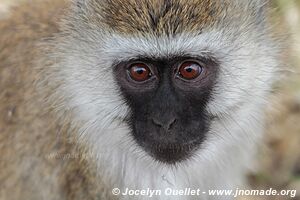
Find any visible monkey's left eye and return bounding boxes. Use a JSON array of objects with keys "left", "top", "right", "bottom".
[
  {"left": 178, "top": 61, "right": 203, "bottom": 80},
  {"left": 128, "top": 63, "right": 152, "bottom": 82}
]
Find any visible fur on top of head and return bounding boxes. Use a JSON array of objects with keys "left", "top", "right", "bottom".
[{"left": 70, "top": 0, "right": 271, "bottom": 36}]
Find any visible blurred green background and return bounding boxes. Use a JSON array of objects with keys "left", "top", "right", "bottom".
[{"left": 0, "top": 0, "right": 299, "bottom": 199}]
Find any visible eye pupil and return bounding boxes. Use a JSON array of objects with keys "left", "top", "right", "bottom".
[
  {"left": 128, "top": 63, "right": 151, "bottom": 82},
  {"left": 136, "top": 69, "right": 144, "bottom": 74},
  {"left": 185, "top": 67, "right": 193, "bottom": 73},
  {"left": 179, "top": 61, "right": 202, "bottom": 80}
]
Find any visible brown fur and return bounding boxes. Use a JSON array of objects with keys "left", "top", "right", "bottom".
[
  {"left": 85, "top": 0, "right": 229, "bottom": 36},
  {"left": 0, "top": 1, "right": 113, "bottom": 199}
]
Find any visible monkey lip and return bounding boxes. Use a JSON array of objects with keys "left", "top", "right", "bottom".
[{"left": 142, "top": 140, "right": 200, "bottom": 164}]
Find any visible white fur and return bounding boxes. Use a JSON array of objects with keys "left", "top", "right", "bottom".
[{"left": 48, "top": 22, "right": 279, "bottom": 199}]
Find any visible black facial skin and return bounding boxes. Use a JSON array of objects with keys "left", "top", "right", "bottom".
[{"left": 113, "top": 55, "right": 219, "bottom": 164}]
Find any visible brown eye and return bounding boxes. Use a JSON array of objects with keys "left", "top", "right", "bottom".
[
  {"left": 178, "top": 61, "right": 202, "bottom": 80},
  {"left": 128, "top": 63, "right": 152, "bottom": 82}
]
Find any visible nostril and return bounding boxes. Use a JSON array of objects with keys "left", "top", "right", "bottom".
[
  {"left": 151, "top": 118, "right": 177, "bottom": 131},
  {"left": 152, "top": 118, "right": 163, "bottom": 127},
  {"left": 168, "top": 118, "right": 177, "bottom": 130}
]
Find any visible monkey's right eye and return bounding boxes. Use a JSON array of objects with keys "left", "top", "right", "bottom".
[{"left": 128, "top": 63, "right": 152, "bottom": 82}]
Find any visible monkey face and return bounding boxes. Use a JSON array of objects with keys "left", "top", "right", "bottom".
[{"left": 114, "top": 56, "right": 219, "bottom": 164}]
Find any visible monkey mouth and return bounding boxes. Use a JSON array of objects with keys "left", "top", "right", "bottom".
[{"left": 139, "top": 139, "right": 202, "bottom": 164}]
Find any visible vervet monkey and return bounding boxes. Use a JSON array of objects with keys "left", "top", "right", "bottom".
[{"left": 0, "top": 0, "right": 281, "bottom": 199}]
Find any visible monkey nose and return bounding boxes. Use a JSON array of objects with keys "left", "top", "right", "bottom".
[{"left": 151, "top": 117, "right": 177, "bottom": 132}]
